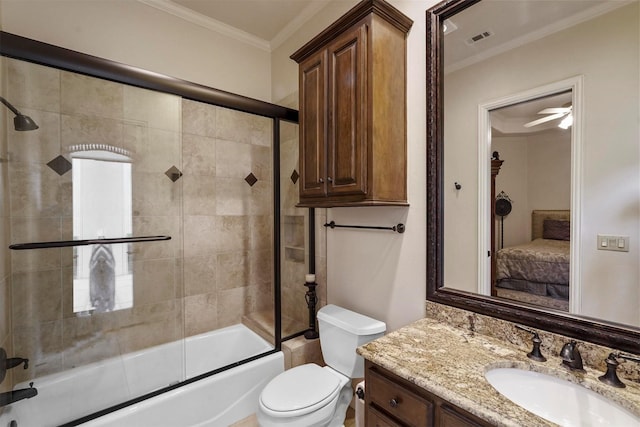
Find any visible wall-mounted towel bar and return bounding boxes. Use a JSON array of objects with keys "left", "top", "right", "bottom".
[
  {"left": 9, "top": 235, "right": 171, "bottom": 250},
  {"left": 323, "top": 221, "right": 405, "bottom": 234}
]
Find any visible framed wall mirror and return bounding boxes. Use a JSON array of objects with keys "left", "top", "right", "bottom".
[{"left": 426, "top": 0, "right": 639, "bottom": 354}]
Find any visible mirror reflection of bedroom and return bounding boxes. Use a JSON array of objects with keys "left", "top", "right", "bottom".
[{"left": 490, "top": 91, "right": 572, "bottom": 311}]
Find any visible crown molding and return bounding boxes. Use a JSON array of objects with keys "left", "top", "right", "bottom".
[
  {"left": 137, "top": 0, "right": 271, "bottom": 52},
  {"left": 270, "top": 0, "right": 332, "bottom": 50}
]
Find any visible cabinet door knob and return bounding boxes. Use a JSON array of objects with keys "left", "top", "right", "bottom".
[
  {"left": 327, "top": 177, "right": 333, "bottom": 183},
  {"left": 319, "top": 178, "right": 324, "bottom": 183},
  {"left": 389, "top": 398, "right": 399, "bottom": 408}
]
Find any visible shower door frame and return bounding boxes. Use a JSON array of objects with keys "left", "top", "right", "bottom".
[{"left": 0, "top": 30, "right": 299, "bottom": 425}]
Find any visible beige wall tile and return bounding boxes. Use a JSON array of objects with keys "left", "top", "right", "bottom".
[
  {"left": 133, "top": 128, "right": 181, "bottom": 174},
  {"left": 249, "top": 249, "right": 273, "bottom": 287},
  {"left": 12, "top": 270, "right": 62, "bottom": 328},
  {"left": 215, "top": 107, "right": 272, "bottom": 147},
  {"left": 0, "top": 277, "right": 10, "bottom": 344},
  {"left": 132, "top": 172, "right": 181, "bottom": 217},
  {"left": 182, "top": 133, "right": 216, "bottom": 175},
  {"left": 217, "top": 287, "right": 245, "bottom": 328},
  {"left": 184, "top": 292, "right": 218, "bottom": 336},
  {"left": 61, "top": 316, "right": 122, "bottom": 368},
  {"left": 132, "top": 259, "right": 178, "bottom": 306},
  {"left": 183, "top": 174, "right": 216, "bottom": 215},
  {"left": 249, "top": 180, "right": 273, "bottom": 216},
  {"left": 182, "top": 99, "right": 217, "bottom": 138},
  {"left": 215, "top": 177, "right": 251, "bottom": 216},
  {"left": 61, "top": 114, "right": 124, "bottom": 151},
  {"left": 250, "top": 215, "right": 273, "bottom": 251},
  {"left": 10, "top": 217, "right": 62, "bottom": 272},
  {"left": 9, "top": 163, "right": 63, "bottom": 217},
  {"left": 183, "top": 215, "right": 217, "bottom": 258},
  {"left": 13, "top": 320, "right": 63, "bottom": 382},
  {"left": 7, "top": 58, "right": 61, "bottom": 112},
  {"left": 214, "top": 216, "right": 249, "bottom": 253},
  {"left": 61, "top": 71, "right": 123, "bottom": 119},
  {"left": 216, "top": 251, "right": 249, "bottom": 290},
  {"left": 216, "top": 139, "right": 251, "bottom": 179},
  {"left": 130, "top": 215, "right": 182, "bottom": 260},
  {"left": 251, "top": 145, "right": 272, "bottom": 182},
  {"left": 183, "top": 254, "right": 216, "bottom": 296},
  {"left": 124, "top": 85, "right": 181, "bottom": 133}
]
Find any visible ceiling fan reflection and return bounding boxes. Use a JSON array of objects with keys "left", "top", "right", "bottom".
[{"left": 524, "top": 105, "right": 573, "bottom": 129}]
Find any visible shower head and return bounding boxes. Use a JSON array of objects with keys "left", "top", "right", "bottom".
[{"left": 0, "top": 96, "right": 39, "bottom": 131}]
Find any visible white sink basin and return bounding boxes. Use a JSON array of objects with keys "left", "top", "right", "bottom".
[{"left": 485, "top": 368, "right": 640, "bottom": 426}]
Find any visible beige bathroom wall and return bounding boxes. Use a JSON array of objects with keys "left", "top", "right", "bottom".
[{"left": 0, "top": 0, "right": 272, "bottom": 102}]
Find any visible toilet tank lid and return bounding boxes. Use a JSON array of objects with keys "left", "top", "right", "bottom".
[{"left": 317, "top": 305, "right": 386, "bottom": 335}]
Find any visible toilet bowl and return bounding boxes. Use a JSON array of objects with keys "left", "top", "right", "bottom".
[{"left": 256, "top": 305, "right": 385, "bottom": 427}]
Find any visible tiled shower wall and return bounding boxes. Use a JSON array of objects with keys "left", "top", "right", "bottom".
[
  {"left": 278, "top": 92, "right": 327, "bottom": 332},
  {"left": 4, "top": 57, "right": 274, "bottom": 384},
  {"left": 0, "top": 57, "right": 13, "bottom": 393}
]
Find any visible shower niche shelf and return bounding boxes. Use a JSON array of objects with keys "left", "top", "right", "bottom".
[{"left": 9, "top": 235, "right": 171, "bottom": 250}]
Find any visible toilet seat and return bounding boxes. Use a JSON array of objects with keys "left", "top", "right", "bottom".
[{"left": 259, "top": 364, "right": 343, "bottom": 418}]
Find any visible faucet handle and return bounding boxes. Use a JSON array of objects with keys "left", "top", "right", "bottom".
[
  {"left": 6, "top": 357, "right": 28, "bottom": 370},
  {"left": 515, "top": 325, "right": 546, "bottom": 362},
  {"left": 599, "top": 353, "right": 626, "bottom": 388}
]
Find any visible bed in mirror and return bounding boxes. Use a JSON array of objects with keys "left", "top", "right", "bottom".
[{"left": 426, "top": 0, "right": 639, "bottom": 354}]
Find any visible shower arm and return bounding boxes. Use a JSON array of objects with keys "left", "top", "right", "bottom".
[{"left": 0, "top": 96, "right": 21, "bottom": 116}]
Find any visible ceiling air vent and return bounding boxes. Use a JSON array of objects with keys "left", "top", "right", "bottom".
[{"left": 465, "top": 30, "right": 494, "bottom": 45}]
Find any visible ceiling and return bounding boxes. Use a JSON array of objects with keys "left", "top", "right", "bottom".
[
  {"left": 141, "top": 0, "right": 329, "bottom": 50},
  {"left": 444, "top": 0, "right": 630, "bottom": 72}
]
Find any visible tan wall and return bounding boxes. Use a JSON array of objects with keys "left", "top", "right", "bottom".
[{"left": 0, "top": 0, "right": 272, "bottom": 102}]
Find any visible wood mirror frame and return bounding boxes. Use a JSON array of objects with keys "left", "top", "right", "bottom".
[{"left": 425, "top": 0, "right": 639, "bottom": 354}]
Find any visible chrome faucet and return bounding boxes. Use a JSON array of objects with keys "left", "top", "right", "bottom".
[{"left": 560, "top": 340, "right": 585, "bottom": 371}]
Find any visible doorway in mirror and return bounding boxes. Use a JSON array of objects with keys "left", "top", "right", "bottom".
[{"left": 489, "top": 91, "right": 573, "bottom": 312}]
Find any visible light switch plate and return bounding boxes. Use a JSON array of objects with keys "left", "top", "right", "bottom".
[{"left": 597, "top": 234, "right": 629, "bottom": 252}]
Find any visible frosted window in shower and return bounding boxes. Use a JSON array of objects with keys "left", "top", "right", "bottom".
[{"left": 72, "top": 151, "right": 133, "bottom": 313}]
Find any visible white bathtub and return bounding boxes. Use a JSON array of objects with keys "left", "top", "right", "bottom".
[{"left": 0, "top": 324, "right": 283, "bottom": 427}]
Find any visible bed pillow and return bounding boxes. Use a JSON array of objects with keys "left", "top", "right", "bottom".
[{"left": 543, "top": 219, "right": 570, "bottom": 241}]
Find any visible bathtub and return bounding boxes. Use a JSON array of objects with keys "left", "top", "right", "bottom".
[{"left": 0, "top": 324, "right": 283, "bottom": 427}]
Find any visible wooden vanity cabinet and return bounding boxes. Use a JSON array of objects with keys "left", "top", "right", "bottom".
[
  {"left": 365, "top": 361, "right": 495, "bottom": 427},
  {"left": 291, "top": 0, "right": 412, "bottom": 207}
]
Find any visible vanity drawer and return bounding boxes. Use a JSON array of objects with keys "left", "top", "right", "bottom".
[
  {"left": 367, "top": 406, "right": 403, "bottom": 427},
  {"left": 367, "top": 367, "right": 433, "bottom": 426}
]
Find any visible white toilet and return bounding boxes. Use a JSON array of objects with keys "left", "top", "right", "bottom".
[{"left": 257, "top": 304, "right": 386, "bottom": 427}]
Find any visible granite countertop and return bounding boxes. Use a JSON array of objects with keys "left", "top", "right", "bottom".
[{"left": 357, "top": 318, "right": 640, "bottom": 427}]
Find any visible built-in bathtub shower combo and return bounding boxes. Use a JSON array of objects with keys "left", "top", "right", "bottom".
[{"left": 0, "top": 33, "right": 321, "bottom": 426}]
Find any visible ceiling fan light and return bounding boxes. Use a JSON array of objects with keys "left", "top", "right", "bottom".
[{"left": 558, "top": 114, "right": 573, "bottom": 129}]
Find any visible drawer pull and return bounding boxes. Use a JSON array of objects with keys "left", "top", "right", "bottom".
[{"left": 389, "top": 398, "right": 399, "bottom": 408}]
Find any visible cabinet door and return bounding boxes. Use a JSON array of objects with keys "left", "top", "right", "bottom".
[
  {"left": 326, "top": 22, "right": 367, "bottom": 197},
  {"left": 299, "top": 49, "right": 327, "bottom": 198}
]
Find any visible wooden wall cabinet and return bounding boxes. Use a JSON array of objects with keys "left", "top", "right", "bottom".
[
  {"left": 291, "top": 0, "right": 412, "bottom": 207},
  {"left": 365, "top": 361, "right": 495, "bottom": 427}
]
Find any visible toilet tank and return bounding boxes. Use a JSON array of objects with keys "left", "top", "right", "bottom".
[{"left": 317, "top": 305, "right": 386, "bottom": 378}]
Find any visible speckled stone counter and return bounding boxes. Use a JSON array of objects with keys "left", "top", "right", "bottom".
[{"left": 357, "top": 318, "right": 640, "bottom": 427}]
